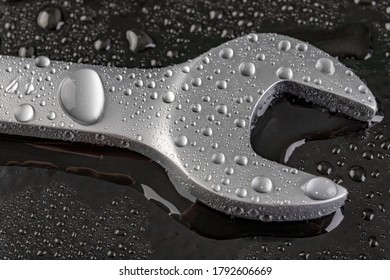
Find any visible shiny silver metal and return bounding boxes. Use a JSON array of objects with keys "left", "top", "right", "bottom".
[{"left": 0, "top": 33, "right": 378, "bottom": 221}]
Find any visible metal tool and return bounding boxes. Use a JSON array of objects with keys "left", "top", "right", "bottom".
[{"left": 0, "top": 33, "right": 378, "bottom": 221}]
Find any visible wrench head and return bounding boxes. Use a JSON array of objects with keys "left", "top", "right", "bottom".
[{"left": 165, "top": 33, "right": 377, "bottom": 221}]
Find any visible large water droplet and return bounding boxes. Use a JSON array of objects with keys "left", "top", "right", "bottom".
[
  {"left": 14, "top": 104, "right": 34, "bottom": 123},
  {"left": 238, "top": 62, "right": 256, "bottom": 77},
  {"left": 59, "top": 69, "right": 105, "bottom": 126},
  {"left": 302, "top": 177, "right": 338, "bottom": 200},
  {"left": 315, "top": 58, "right": 335, "bottom": 75},
  {"left": 251, "top": 176, "right": 273, "bottom": 193}
]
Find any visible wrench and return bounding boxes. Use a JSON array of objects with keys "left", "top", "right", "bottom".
[{"left": 0, "top": 33, "right": 378, "bottom": 221}]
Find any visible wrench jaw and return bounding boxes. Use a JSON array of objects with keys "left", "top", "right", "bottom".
[
  {"left": 167, "top": 33, "right": 377, "bottom": 221},
  {"left": 0, "top": 33, "right": 378, "bottom": 222}
]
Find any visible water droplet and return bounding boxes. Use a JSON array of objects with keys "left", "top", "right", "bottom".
[
  {"left": 302, "top": 177, "right": 338, "bottom": 200},
  {"left": 191, "top": 104, "right": 202, "bottom": 113},
  {"left": 192, "top": 77, "right": 202, "bottom": 87},
  {"left": 211, "top": 184, "right": 221, "bottom": 192},
  {"left": 37, "top": 6, "right": 63, "bottom": 31},
  {"left": 59, "top": 69, "right": 105, "bottom": 126},
  {"left": 316, "top": 161, "right": 333, "bottom": 175},
  {"left": 234, "top": 118, "right": 246, "bottom": 128},
  {"left": 296, "top": 42, "right": 308, "bottom": 52},
  {"left": 348, "top": 165, "right": 366, "bottom": 182},
  {"left": 34, "top": 56, "right": 51, "bottom": 68},
  {"left": 315, "top": 58, "right": 335, "bottom": 75},
  {"left": 256, "top": 53, "right": 265, "bottom": 61},
  {"left": 362, "top": 208, "right": 375, "bottom": 221},
  {"left": 219, "top": 47, "right": 234, "bottom": 59},
  {"left": 14, "top": 104, "right": 34, "bottom": 123},
  {"left": 202, "top": 127, "right": 213, "bottom": 136},
  {"left": 162, "top": 91, "right": 175, "bottom": 103},
  {"left": 211, "top": 152, "right": 226, "bottom": 164},
  {"left": 251, "top": 176, "right": 273, "bottom": 193},
  {"left": 358, "top": 85, "right": 369, "bottom": 94},
  {"left": 278, "top": 40, "right": 291, "bottom": 51},
  {"left": 47, "top": 111, "right": 56, "bottom": 120},
  {"left": 235, "top": 188, "right": 247, "bottom": 198},
  {"left": 238, "top": 62, "right": 256, "bottom": 77},
  {"left": 126, "top": 29, "right": 156, "bottom": 53},
  {"left": 174, "top": 135, "right": 188, "bottom": 147},
  {"left": 216, "top": 80, "right": 227, "bottom": 89},
  {"left": 247, "top": 33, "right": 258, "bottom": 42},
  {"left": 234, "top": 155, "right": 248, "bottom": 166},
  {"left": 216, "top": 104, "right": 228, "bottom": 115},
  {"left": 276, "top": 67, "right": 293, "bottom": 79}
]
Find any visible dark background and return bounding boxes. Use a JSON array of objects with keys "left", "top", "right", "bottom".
[{"left": 0, "top": 0, "right": 389, "bottom": 259}]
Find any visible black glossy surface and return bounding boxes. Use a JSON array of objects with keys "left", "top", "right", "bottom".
[{"left": 0, "top": 0, "right": 389, "bottom": 259}]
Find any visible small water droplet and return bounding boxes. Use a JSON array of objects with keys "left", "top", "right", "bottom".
[
  {"left": 276, "top": 67, "right": 293, "bottom": 79},
  {"left": 278, "top": 40, "right": 291, "bottom": 51},
  {"left": 219, "top": 47, "right": 234, "bottom": 59},
  {"left": 348, "top": 165, "right": 366, "bottom": 182},
  {"left": 251, "top": 176, "right": 273, "bottom": 193},
  {"left": 162, "top": 91, "right": 175, "bottom": 103},
  {"left": 174, "top": 135, "right": 188, "bottom": 147},
  {"left": 235, "top": 188, "right": 247, "bottom": 198},
  {"left": 211, "top": 152, "right": 226, "bottom": 164},
  {"left": 34, "top": 56, "right": 51, "bottom": 68},
  {"left": 315, "top": 58, "right": 335, "bottom": 75},
  {"left": 234, "top": 155, "right": 248, "bottom": 166},
  {"left": 296, "top": 42, "right": 308, "bottom": 52},
  {"left": 238, "top": 62, "right": 256, "bottom": 77}
]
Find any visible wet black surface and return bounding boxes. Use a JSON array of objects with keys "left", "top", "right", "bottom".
[{"left": 0, "top": 0, "right": 389, "bottom": 259}]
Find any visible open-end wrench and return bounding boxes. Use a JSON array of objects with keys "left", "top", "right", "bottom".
[{"left": 0, "top": 33, "right": 378, "bottom": 222}]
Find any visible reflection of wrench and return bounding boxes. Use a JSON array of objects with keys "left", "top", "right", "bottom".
[{"left": 0, "top": 33, "right": 378, "bottom": 222}]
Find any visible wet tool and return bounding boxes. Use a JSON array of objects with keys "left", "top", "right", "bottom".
[{"left": 0, "top": 33, "right": 378, "bottom": 222}]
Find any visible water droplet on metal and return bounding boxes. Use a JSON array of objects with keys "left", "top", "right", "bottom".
[
  {"left": 162, "top": 91, "right": 175, "bottom": 103},
  {"left": 315, "top": 58, "right": 335, "bottom": 75},
  {"left": 59, "top": 69, "right": 105, "bottom": 126},
  {"left": 14, "top": 104, "right": 34, "bottom": 123},
  {"left": 219, "top": 47, "right": 234, "bottom": 59},
  {"left": 239, "top": 62, "right": 256, "bottom": 77},
  {"left": 302, "top": 177, "right": 338, "bottom": 200},
  {"left": 211, "top": 152, "right": 226, "bottom": 164},
  {"left": 34, "top": 56, "right": 51, "bottom": 68},
  {"left": 276, "top": 67, "right": 293, "bottom": 79},
  {"left": 251, "top": 176, "right": 273, "bottom": 193},
  {"left": 174, "top": 135, "right": 188, "bottom": 147}
]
